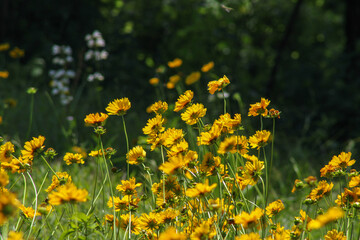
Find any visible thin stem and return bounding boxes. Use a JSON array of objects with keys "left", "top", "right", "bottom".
[
  {"left": 222, "top": 89, "right": 227, "bottom": 114},
  {"left": 26, "top": 172, "right": 38, "bottom": 240},
  {"left": 160, "top": 146, "right": 166, "bottom": 205},
  {"left": 121, "top": 115, "right": 130, "bottom": 179},
  {"left": 41, "top": 155, "right": 60, "bottom": 179}
]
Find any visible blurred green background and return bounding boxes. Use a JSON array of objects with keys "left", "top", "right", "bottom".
[{"left": 1, "top": 0, "right": 360, "bottom": 175}]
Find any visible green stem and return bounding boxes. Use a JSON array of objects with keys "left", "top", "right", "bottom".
[
  {"left": 41, "top": 155, "right": 60, "bottom": 180},
  {"left": 26, "top": 172, "right": 38, "bottom": 240},
  {"left": 121, "top": 115, "right": 130, "bottom": 179},
  {"left": 160, "top": 146, "right": 166, "bottom": 205},
  {"left": 99, "top": 134, "right": 117, "bottom": 240}
]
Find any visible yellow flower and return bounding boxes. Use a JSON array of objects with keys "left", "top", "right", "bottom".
[
  {"left": 127, "top": 146, "right": 146, "bottom": 165},
  {"left": 119, "top": 214, "right": 141, "bottom": 235},
  {"left": 71, "top": 146, "right": 87, "bottom": 158},
  {"left": 0, "top": 169, "right": 9, "bottom": 187},
  {"left": 116, "top": 177, "right": 142, "bottom": 196},
  {"left": 308, "top": 180, "right": 333, "bottom": 201},
  {"left": 329, "top": 152, "right": 356, "bottom": 169},
  {"left": 104, "top": 214, "right": 119, "bottom": 229},
  {"left": 168, "top": 58, "right": 182, "bottom": 68},
  {"left": 159, "top": 227, "right": 186, "bottom": 240},
  {"left": 200, "top": 153, "right": 221, "bottom": 176},
  {"left": 166, "top": 82, "right": 175, "bottom": 89},
  {"left": 169, "top": 74, "right": 181, "bottom": 84},
  {"left": 207, "top": 75, "right": 230, "bottom": 94},
  {"left": 0, "top": 190, "right": 20, "bottom": 225},
  {"left": 162, "top": 128, "right": 184, "bottom": 148},
  {"left": 149, "top": 77, "right": 160, "bottom": 85},
  {"left": 266, "top": 199, "right": 285, "bottom": 217},
  {"left": 159, "top": 208, "right": 180, "bottom": 224},
  {"left": 307, "top": 207, "right": 344, "bottom": 230},
  {"left": 181, "top": 103, "right": 207, "bottom": 125},
  {"left": 335, "top": 187, "right": 360, "bottom": 206},
  {"left": 21, "top": 136, "right": 45, "bottom": 161},
  {"left": 149, "top": 100, "right": 168, "bottom": 114},
  {"left": 186, "top": 179, "right": 217, "bottom": 198},
  {"left": 19, "top": 205, "right": 41, "bottom": 219},
  {"left": 7, "top": 231, "right": 24, "bottom": 240},
  {"left": 0, "top": 141, "right": 15, "bottom": 163},
  {"left": 249, "top": 130, "right": 271, "bottom": 150},
  {"left": 107, "top": 195, "right": 140, "bottom": 211},
  {"left": 139, "top": 212, "right": 162, "bottom": 230},
  {"left": 197, "top": 124, "right": 221, "bottom": 146},
  {"left": 84, "top": 112, "right": 108, "bottom": 126},
  {"left": 213, "top": 113, "right": 242, "bottom": 134},
  {"left": 63, "top": 152, "right": 84, "bottom": 165},
  {"left": 89, "top": 149, "right": 106, "bottom": 157},
  {"left": 167, "top": 139, "right": 189, "bottom": 157},
  {"left": 48, "top": 183, "right": 88, "bottom": 205},
  {"left": 9, "top": 47, "right": 24, "bottom": 58},
  {"left": 349, "top": 175, "right": 360, "bottom": 188},
  {"left": 0, "top": 71, "right": 9, "bottom": 79},
  {"left": 236, "top": 232, "right": 261, "bottom": 240},
  {"left": 217, "top": 135, "right": 248, "bottom": 155},
  {"left": 185, "top": 71, "right": 201, "bottom": 85},
  {"left": 105, "top": 98, "right": 131, "bottom": 116},
  {"left": 324, "top": 229, "right": 346, "bottom": 240},
  {"left": 143, "top": 114, "right": 165, "bottom": 136},
  {"left": 159, "top": 154, "right": 189, "bottom": 175},
  {"left": 248, "top": 98, "right": 270, "bottom": 117},
  {"left": 234, "top": 208, "right": 264, "bottom": 229},
  {"left": 190, "top": 221, "right": 216, "bottom": 240},
  {"left": 243, "top": 158, "right": 264, "bottom": 186},
  {"left": 174, "top": 90, "right": 194, "bottom": 112},
  {"left": 46, "top": 172, "right": 72, "bottom": 193},
  {"left": 0, "top": 43, "right": 10, "bottom": 51},
  {"left": 201, "top": 61, "right": 214, "bottom": 72}
]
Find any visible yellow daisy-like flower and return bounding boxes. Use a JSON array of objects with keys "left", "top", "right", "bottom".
[
  {"left": 207, "top": 75, "right": 230, "bottom": 94},
  {"left": 84, "top": 112, "right": 108, "bottom": 126},
  {"left": 149, "top": 100, "right": 168, "bottom": 114},
  {"left": 46, "top": 172, "right": 72, "bottom": 193},
  {"left": 213, "top": 113, "right": 242, "bottom": 134},
  {"left": 200, "top": 153, "right": 221, "bottom": 176},
  {"left": 19, "top": 205, "right": 41, "bottom": 219},
  {"left": 143, "top": 114, "right": 165, "bottom": 136},
  {"left": 7, "top": 231, "right": 24, "bottom": 240},
  {"left": 127, "top": 146, "right": 146, "bottom": 165},
  {"left": 139, "top": 212, "right": 162, "bottom": 231},
  {"left": 217, "top": 135, "right": 248, "bottom": 155},
  {"left": 48, "top": 183, "right": 88, "bottom": 206},
  {"left": 234, "top": 208, "right": 264, "bottom": 229},
  {"left": 149, "top": 77, "right": 160, "bottom": 85},
  {"left": 159, "top": 227, "right": 186, "bottom": 240},
  {"left": 201, "top": 61, "right": 214, "bottom": 72},
  {"left": 0, "top": 43, "right": 10, "bottom": 51},
  {"left": 0, "top": 71, "right": 9, "bottom": 79},
  {"left": 116, "top": 177, "right": 142, "bottom": 196},
  {"left": 181, "top": 103, "right": 207, "bottom": 125},
  {"left": 167, "top": 139, "right": 189, "bottom": 157},
  {"left": 0, "top": 169, "right": 9, "bottom": 187},
  {"left": 266, "top": 199, "right": 285, "bottom": 218},
  {"left": 308, "top": 180, "right": 333, "bottom": 201},
  {"left": 9, "top": 47, "right": 24, "bottom": 58},
  {"left": 236, "top": 232, "right": 261, "bottom": 240},
  {"left": 159, "top": 154, "right": 189, "bottom": 175},
  {"left": 119, "top": 214, "right": 141, "bottom": 235},
  {"left": 174, "top": 90, "right": 194, "bottom": 112},
  {"left": 169, "top": 74, "right": 181, "bottom": 84},
  {"left": 249, "top": 130, "right": 271, "bottom": 150},
  {"left": 162, "top": 128, "right": 184, "bottom": 148},
  {"left": 329, "top": 152, "right": 356, "bottom": 169},
  {"left": 21, "top": 135, "right": 45, "bottom": 161},
  {"left": 105, "top": 98, "right": 131, "bottom": 116},
  {"left": 159, "top": 208, "right": 180, "bottom": 224},
  {"left": 63, "top": 152, "right": 84, "bottom": 165},
  {"left": 168, "top": 58, "right": 182, "bottom": 68},
  {"left": 190, "top": 221, "right": 216, "bottom": 240},
  {"left": 104, "top": 214, "right": 119, "bottom": 229},
  {"left": 243, "top": 158, "right": 265, "bottom": 186},
  {"left": 0, "top": 141, "right": 15, "bottom": 163},
  {"left": 185, "top": 71, "right": 201, "bottom": 85},
  {"left": 307, "top": 207, "right": 344, "bottom": 230},
  {"left": 107, "top": 195, "right": 140, "bottom": 211},
  {"left": 324, "top": 229, "right": 346, "bottom": 240},
  {"left": 349, "top": 175, "right": 360, "bottom": 188},
  {"left": 248, "top": 98, "right": 270, "bottom": 117},
  {"left": 0, "top": 191, "right": 20, "bottom": 225},
  {"left": 186, "top": 179, "right": 217, "bottom": 198},
  {"left": 88, "top": 149, "right": 106, "bottom": 157},
  {"left": 197, "top": 124, "right": 221, "bottom": 146}
]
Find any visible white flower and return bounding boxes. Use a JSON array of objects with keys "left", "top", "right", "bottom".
[
  {"left": 66, "top": 70, "right": 75, "bottom": 78},
  {"left": 93, "top": 30, "right": 101, "bottom": 38},
  {"left": 52, "top": 45, "right": 60, "bottom": 55},
  {"left": 87, "top": 39, "right": 95, "bottom": 48},
  {"left": 66, "top": 56, "right": 73, "bottom": 63},
  {"left": 63, "top": 46, "right": 72, "bottom": 55},
  {"left": 85, "top": 50, "right": 93, "bottom": 61},
  {"left": 95, "top": 38, "right": 105, "bottom": 47},
  {"left": 87, "top": 74, "right": 95, "bottom": 82},
  {"left": 100, "top": 50, "right": 108, "bottom": 60}
]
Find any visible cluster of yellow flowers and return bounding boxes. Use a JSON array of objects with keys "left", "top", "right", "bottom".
[{"left": 0, "top": 68, "right": 359, "bottom": 239}]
